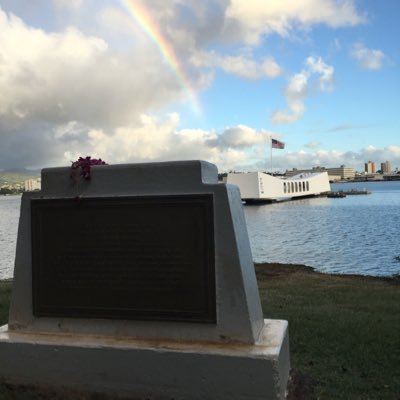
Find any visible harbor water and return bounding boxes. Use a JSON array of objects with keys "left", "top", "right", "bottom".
[
  {"left": 244, "top": 180, "right": 400, "bottom": 277},
  {"left": 0, "top": 195, "right": 20, "bottom": 280},
  {"left": 1, "top": 180, "right": 400, "bottom": 279}
]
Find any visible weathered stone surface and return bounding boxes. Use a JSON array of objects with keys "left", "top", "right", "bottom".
[{"left": 0, "top": 320, "right": 290, "bottom": 400}]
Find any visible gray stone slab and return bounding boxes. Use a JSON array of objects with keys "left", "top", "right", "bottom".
[{"left": 9, "top": 160, "right": 264, "bottom": 344}]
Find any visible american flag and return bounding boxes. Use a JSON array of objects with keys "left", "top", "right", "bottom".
[{"left": 271, "top": 138, "right": 285, "bottom": 149}]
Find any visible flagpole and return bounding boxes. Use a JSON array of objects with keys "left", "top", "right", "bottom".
[
  {"left": 269, "top": 138, "right": 285, "bottom": 174},
  {"left": 270, "top": 136, "right": 273, "bottom": 174}
]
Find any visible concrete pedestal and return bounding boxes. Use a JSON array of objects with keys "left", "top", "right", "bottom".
[{"left": 0, "top": 319, "right": 289, "bottom": 400}]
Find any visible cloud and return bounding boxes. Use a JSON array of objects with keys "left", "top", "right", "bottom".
[
  {"left": 261, "top": 57, "right": 282, "bottom": 79},
  {"left": 0, "top": 105, "right": 278, "bottom": 171},
  {"left": 206, "top": 125, "right": 274, "bottom": 148},
  {"left": 74, "top": 119, "right": 278, "bottom": 171},
  {"left": 190, "top": 51, "right": 282, "bottom": 80},
  {"left": 271, "top": 71, "right": 308, "bottom": 123},
  {"left": 63, "top": 117, "right": 282, "bottom": 173},
  {"left": 324, "top": 123, "right": 366, "bottom": 133},
  {"left": 2, "top": 106, "right": 399, "bottom": 173},
  {"left": 248, "top": 145, "right": 400, "bottom": 173},
  {"left": 0, "top": 6, "right": 209, "bottom": 169},
  {"left": 0, "top": 3, "right": 395, "bottom": 175},
  {"left": 223, "top": 0, "right": 366, "bottom": 44},
  {"left": 0, "top": 7, "right": 210, "bottom": 129},
  {"left": 53, "top": 0, "right": 82, "bottom": 9},
  {"left": 271, "top": 56, "right": 334, "bottom": 124},
  {"left": 218, "top": 55, "right": 282, "bottom": 80},
  {"left": 350, "top": 42, "right": 385, "bottom": 70},
  {"left": 306, "top": 56, "right": 334, "bottom": 91}
]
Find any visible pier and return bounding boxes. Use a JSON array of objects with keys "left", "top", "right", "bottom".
[{"left": 326, "top": 189, "right": 370, "bottom": 198}]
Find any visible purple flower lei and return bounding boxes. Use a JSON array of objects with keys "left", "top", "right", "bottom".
[{"left": 71, "top": 156, "right": 107, "bottom": 181}]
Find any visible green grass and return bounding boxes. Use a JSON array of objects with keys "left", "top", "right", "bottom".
[
  {"left": 0, "top": 280, "right": 12, "bottom": 326},
  {"left": 256, "top": 264, "right": 400, "bottom": 399}
]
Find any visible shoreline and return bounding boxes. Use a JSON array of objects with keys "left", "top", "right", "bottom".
[
  {"left": 254, "top": 262, "right": 400, "bottom": 282},
  {"left": 1, "top": 262, "right": 399, "bottom": 284},
  {"left": 331, "top": 178, "right": 400, "bottom": 183}
]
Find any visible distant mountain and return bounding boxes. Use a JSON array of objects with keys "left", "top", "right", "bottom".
[
  {"left": 0, "top": 170, "right": 40, "bottom": 186},
  {"left": 1, "top": 168, "right": 40, "bottom": 175}
]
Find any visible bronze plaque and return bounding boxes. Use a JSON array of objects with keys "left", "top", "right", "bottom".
[{"left": 31, "top": 195, "right": 215, "bottom": 323}]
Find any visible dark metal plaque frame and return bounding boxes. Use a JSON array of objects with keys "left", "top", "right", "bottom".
[{"left": 31, "top": 194, "right": 216, "bottom": 323}]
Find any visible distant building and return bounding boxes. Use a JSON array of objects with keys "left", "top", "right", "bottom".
[
  {"left": 326, "top": 165, "right": 355, "bottom": 180},
  {"left": 285, "top": 165, "right": 355, "bottom": 181},
  {"left": 24, "top": 178, "right": 41, "bottom": 192},
  {"left": 381, "top": 161, "right": 392, "bottom": 174},
  {"left": 285, "top": 167, "right": 326, "bottom": 178},
  {"left": 365, "top": 161, "right": 376, "bottom": 174}
]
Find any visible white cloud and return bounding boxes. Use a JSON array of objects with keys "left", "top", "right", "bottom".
[
  {"left": 350, "top": 42, "right": 385, "bottom": 70},
  {"left": 0, "top": 7, "right": 209, "bottom": 168},
  {"left": 271, "top": 71, "right": 309, "bottom": 123},
  {"left": 190, "top": 51, "right": 282, "bottom": 80},
  {"left": 261, "top": 57, "right": 283, "bottom": 79},
  {"left": 57, "top": 116, "right": 277, "bottom": 172},
  {"left": 219, "top": 56, "right": 260, "bottom": 79},
  {"left": 54, "top": 121, "right": 88, "bottom": 140},
  {"left": 223, "top": 0, "right": 366, "bottom": 44},
  {"left": 207, "top": 125, "right": 274, "bottom": 148},
  {"left": 60, "top": 134, "right": 400, "bottom": 174},
  {"left": 217, "top": 54, "right": 282, "bottom": 80},
  {"left": 271, "top": 56, "right": 334, "bottom": 124},
  {"left": 0, "top": 8, "right": 199, "bottom": 128},
  {"left": 218, "top": 55, "right": 261, "bottom": 80},
  {"left": 1, "top": 98, "right": 289, "bottom": 171},
  {"left": 84, "top": 119, "right": 277, "bottom": 167},
  {"left": 306, "top": 56, "right": 334, "bottom": 91}
]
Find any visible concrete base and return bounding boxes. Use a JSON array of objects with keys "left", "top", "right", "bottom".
[{"left": 0, "top": 319, "right": 289, "bottom": 400}]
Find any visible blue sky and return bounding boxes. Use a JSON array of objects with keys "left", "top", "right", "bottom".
[{"left": 0, "top": 0, "right": 399, "bottom": 172}]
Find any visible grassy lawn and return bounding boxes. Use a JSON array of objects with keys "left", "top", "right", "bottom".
[
  {"left": 256, "top": 263, "right": 400, "bottom": 399},
  {"left": 1, "top": 265, "right": 399, "bottom": 399}
]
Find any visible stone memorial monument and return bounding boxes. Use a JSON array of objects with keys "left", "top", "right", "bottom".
[{"left": 0, "top": 160, "right": 289, "bottom": 399}]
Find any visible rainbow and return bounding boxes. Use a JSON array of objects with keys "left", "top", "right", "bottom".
[{"left": 120, "top": 0, "right": 201, "bottom": 115}]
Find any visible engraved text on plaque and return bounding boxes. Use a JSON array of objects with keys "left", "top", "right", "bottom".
[{"left": 31, "top": 195, "right": 216, "bottom": 323}]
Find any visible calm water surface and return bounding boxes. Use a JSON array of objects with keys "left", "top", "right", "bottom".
[
  {"left": 0, "top": 195, "right": 21, "bottom": 280},
  {"left": 1, "top": 181, "right": 400, "bottom": 279},
  {"left": 244, "top": 181, "right": 400, "bottom": 276}
]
